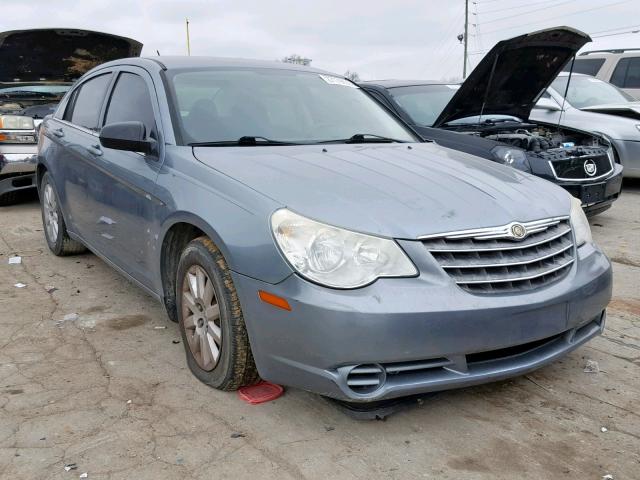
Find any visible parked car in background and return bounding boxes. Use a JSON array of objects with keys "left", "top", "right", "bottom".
[
  {"left": 0, "top": 28, "right": 141, "bottom": 205},
  {"left": 361, "top": 27, "right": 623, "bottom": 216},
  {"left": 531, "top": 72, "right": 640, "bottom": 179},
  {"left": 38, "top": 56, "right": 612, "bottom": 403},
  {"left": 564, "top": 49, "right": 640, "bottom": 100}
]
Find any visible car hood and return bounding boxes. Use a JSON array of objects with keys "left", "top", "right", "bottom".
[
  {"left": 581, "top": 102, "right": 640, "bottom": 121},
  {"left": 0, "top": 29, "right": 142, "bottom": 83},
  {"left": 433, "top": 27, "right": 590, "bottom": 127},
  {"left": 193, "top": 143, "right": 570, "bottom": 239}
]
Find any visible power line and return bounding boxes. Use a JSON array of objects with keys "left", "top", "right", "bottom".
[
  {"left": 477, "top": 0, "right": 578, "bottom": 26},
  {"left": 476, "top": 0, "right": 575, "bottom": 16},
  {"left": 593, "top": 29, "right": 640, "bottom": 38},
  {"left": 480, "top": 0, "right": 634, "bottom": 35},
  {"left": 466, "top": 22, "right": 640, "bottom": 57},
  {"left": 589, "top": 23, "right": 640, "bottom": 35}
]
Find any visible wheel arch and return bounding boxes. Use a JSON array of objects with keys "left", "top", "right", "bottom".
[{"left": 158, "top": 212, "right": 233, "bottom": 322}]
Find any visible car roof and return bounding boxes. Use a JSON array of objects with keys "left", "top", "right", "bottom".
[
  {"left": 95, "top": 55, "right": 336, "bottom": 75},
  {"left": 360, "top": 79, "right": 454, "bottom": 89}
]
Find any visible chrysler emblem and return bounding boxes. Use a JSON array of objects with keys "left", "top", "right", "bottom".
[
  {"left": 510, "top": 223, "right": 527, "bottom": 239},
  {"left": 584, "top": 159, "right": 597, "bottom": 177}
]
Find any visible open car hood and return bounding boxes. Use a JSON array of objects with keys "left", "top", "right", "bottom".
[
  {"left": 433, "top": 27, "right": 590, "bottom": 127},
  {"left": 0, "top": 29, "right": 142, "bottom": 83},
  {"left": 582, "top": 102, "right": 640, "bottom": 120}
]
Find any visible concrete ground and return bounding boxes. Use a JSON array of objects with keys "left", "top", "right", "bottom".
[{"left": 0, "top": 184, "right": 638, "bottom": 480}]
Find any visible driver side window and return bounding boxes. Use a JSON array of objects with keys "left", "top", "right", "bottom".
[{"left": 104, "top": 72, "right": 157, "bottom": 139}]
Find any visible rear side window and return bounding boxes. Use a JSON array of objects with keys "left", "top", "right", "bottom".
[
  {"left": 610, "top": 57, "right": 640, "bottom": 88},
  {"left": 67, "top": 74, "right": 112, "bottom": 130},
  {"left": 610, "top": 58, "right": 629, "bottom": 87},
  {"left": 566, "top": 58, "right": 605, "bottom": 76},
  {"left": 104, "top": 72, "right": 157, "bottom": 138}
]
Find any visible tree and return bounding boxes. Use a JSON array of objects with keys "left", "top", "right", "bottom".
[
  {"left": 344, "top": 70, "right": 361, "bottom": 82},
  {"left": 281, "top": 54, "right": 312, "bottom": 66}
]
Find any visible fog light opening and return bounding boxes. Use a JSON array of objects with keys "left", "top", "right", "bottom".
[{"left": 346, "top": 364, "right": 386, "bottom": 394}]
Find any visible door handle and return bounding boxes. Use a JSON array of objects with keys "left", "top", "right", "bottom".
[
  {"left": 52, "top": 128, "right": 64, "bottom": 138},
  {"left": 86, "top": 144, "right": 103, "bottom": 156}
]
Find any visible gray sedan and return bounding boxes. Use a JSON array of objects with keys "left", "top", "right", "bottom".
[
  {"left": 37, "top": 57, "right": 612, "bottom": 402},
  {"left": 531, "top": 72, "right": 640, "bottom": 178}
]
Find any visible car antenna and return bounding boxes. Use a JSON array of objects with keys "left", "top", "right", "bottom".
[
  {"left": 156, "top": 50, "right": 161, "bottom": 56},
  {"left": 478, "top": 54, "right": 499, "bottom": 125},
  {"left": 557, "top": 55, "right": 575, "bottom": 133}
]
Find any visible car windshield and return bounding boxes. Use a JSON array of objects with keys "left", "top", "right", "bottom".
[
  {"left": 551, "top": 75, "right": 635, "bottom": 108},
  {"left": 0, "top": 83, "right": 71, "bottom": 96},
  {"left": 386, "top": 84, "right": 459, "bottom": 126},
  {"left": 168, "top": 68, "right": 418, "bottom": 145}
]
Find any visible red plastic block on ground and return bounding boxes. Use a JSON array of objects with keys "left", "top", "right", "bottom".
[{"left": 238, "top": 381, "right": 284, "bottom": 404}]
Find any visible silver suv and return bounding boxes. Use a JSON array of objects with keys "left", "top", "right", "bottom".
[{"left": 565, "top": 48, "right": 640, "bottom": 100}]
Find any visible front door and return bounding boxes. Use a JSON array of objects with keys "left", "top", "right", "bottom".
[{"left": 82, "top": 67, "right": 164, "bottom": 289}]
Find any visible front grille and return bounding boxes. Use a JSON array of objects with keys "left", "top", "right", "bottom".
[
  {"left": 421, "top": 218, "right": 575, "bottom": 294},
  {"left": 549, "top": 150, "right": 613, "bottom": 181}
]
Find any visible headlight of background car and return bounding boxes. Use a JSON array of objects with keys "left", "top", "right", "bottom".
[
  {"left": 271, "top": 209, "right": 417, "bottom": 288},
  {"left": 570, "top": 197, "right": 592, "bottom": 247},
  {"left": 490, "top": 146, "right": 531, "bottom": 172},
  {"left": 0, "top": 115, "right": 36, "bottom": 144}
]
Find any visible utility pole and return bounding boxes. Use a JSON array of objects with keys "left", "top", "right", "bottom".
[
  {"left": 463, "top": 0, "right": 469, "bottom": 78},
  {"left": 186, "top": 18, "right": 191, "bottom": 56}
]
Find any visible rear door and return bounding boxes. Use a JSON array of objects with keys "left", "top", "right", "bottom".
[
  {"left": 52, "top": 71, "right": 113, "bottom": 239},
  {"left": 82, "top": 66, "right": 164, "bottom": 289}
]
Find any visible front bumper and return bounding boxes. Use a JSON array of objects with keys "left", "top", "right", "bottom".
[
  {"left": 557, "top": 163, "right": 624, "bottom": 216},
  {"left": 0, "top": 145, "right": 38, "bottom": 197},
  {"left": 232, "top": 241, "right": 612, "bottom": 402}
]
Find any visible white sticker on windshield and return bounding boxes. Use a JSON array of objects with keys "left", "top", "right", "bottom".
[
  {"left": 446, "top": 85, "right": 460, "bottom": 89},
  {"left": 318, "top": 74, "right": 358, "bottom": 88}
]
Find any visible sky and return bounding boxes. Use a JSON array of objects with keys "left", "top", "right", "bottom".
[{"left": 2, "top": 0, "right": 639, "bottom": 81}]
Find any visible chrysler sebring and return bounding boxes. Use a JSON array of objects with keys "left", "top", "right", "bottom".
[{"left": 37, "top": 57, "right": 612, "bottom": 402}]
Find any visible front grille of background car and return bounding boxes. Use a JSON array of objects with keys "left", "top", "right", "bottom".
[
  {"left": 421, "top": 218, "right": 575, "bottom": 294},
  {"left": 550, "top": 152, "right": 613, "bottom": 180}
]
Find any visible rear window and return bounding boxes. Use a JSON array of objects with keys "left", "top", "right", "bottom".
[
  {"left": 564, "top": 58, "right": 605, "bottom": 76},
  {"left": 67, "top": 74, "right": 112, "bottom": 130}
]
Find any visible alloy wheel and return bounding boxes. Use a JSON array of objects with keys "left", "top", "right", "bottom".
[
  {"left": 181, "top": 265, "right": 222, "bottom": 371},
  {"left": 43, "top": 182, "right": 59, "bottom": 243}
]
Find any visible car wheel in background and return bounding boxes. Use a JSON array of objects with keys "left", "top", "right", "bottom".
[
  {"left": 0, "top": 191, "right": 21, "bottom": 206},
  {"left": 176, "top": 236, "right": 259, "bottom": 390},
  {"left": 40, "top": 172, "right": 86, "bottom": 256}
]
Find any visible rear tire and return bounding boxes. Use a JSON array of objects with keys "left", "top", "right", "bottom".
[
  {"left": 176, "top": 236, "right": 259, "bottom": 390},
  {"left": 40, "top": 172, "right": 86, "bottom": 256},
  {"left": 0, "top": 191, "right": 20, "bottom": 206}
]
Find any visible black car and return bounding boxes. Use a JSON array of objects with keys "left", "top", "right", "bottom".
[{"left": 360, "top": 27, "right": 624, "bottom": 216}]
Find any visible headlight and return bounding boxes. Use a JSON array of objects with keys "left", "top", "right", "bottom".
[
  {"left": 570, "top": 197, "right": 592, "bottom": 247},
  {"left": 0, "top": 115, "right": 35, "bottom": 130},
  {"left": 490, "top": 146, "right": 531, "bottom": 172},
  {"left": 271, "top": 209, "right": 417, "bottom": 288},
  {"left": 636, "top": 124, "right": 640, "bottom": 133},
  {"left": 0, "top": 115, "right": 36, "bottom": 144}
]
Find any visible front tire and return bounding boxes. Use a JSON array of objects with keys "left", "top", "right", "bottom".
[
  {"left": 40, "top": 172, "right": 86, "bottom": 256},
  {"left": 176, "top": 236, "right": 259, "bottom": 390}
]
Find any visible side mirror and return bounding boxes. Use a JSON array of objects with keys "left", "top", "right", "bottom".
[
  {"left": 534, "top": 97, "right": 562, "bottom": 112},
  {"left": 99, "top": 121, "right": 154, "bottom": 154}
]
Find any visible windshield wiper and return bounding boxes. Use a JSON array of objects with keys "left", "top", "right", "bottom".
[
  {"left": 317, "top": 133, "right": 407, "bottom": 144},
  {"left": 0, "top": 91, "right": 61, "bottom": 98},
  {"left": 189, "top": 136, "right": 301, "bottom": 147}
]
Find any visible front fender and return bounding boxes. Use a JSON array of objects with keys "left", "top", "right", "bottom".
[{"left": 154, "top": 149, "right": 294, "bottom": 285}]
